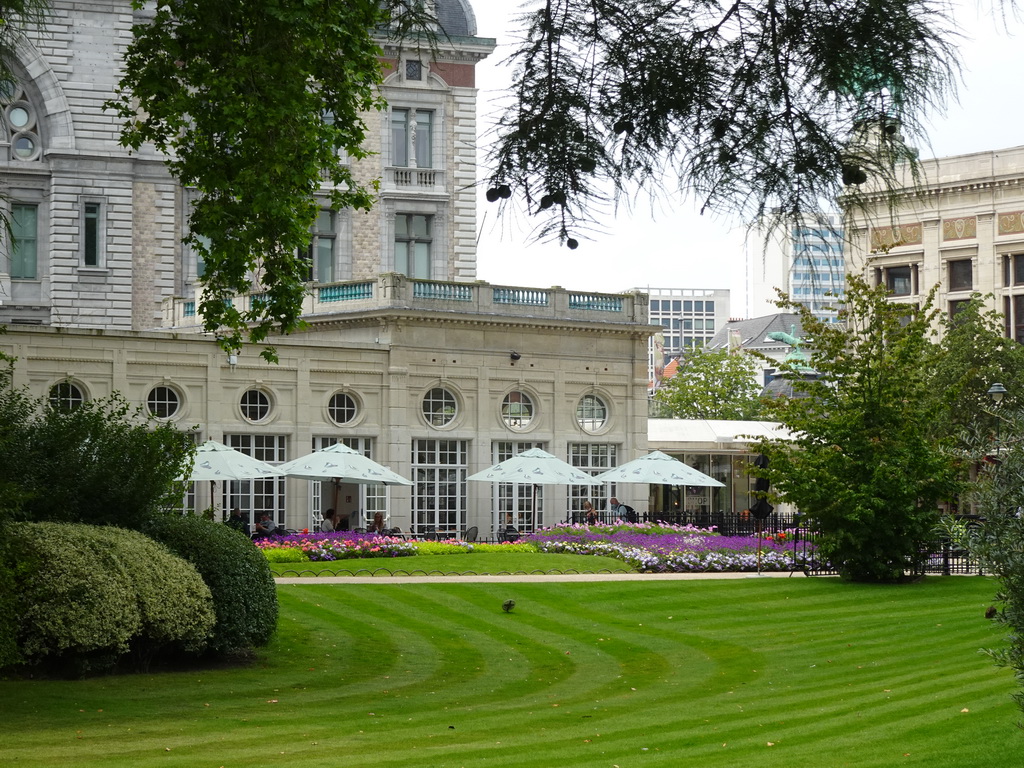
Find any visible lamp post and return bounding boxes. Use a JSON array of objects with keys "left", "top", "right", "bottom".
[{"left": 988, "top": 382, "right": 1007, "bottom": 447}]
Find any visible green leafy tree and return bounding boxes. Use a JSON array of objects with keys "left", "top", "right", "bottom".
[
  {"left": 654, "top": 346, "right": 768, "bottom": 419},
  {"left": 752, "top": 277, "right": 959, "bottom": 582},
  {"left": 109, "top": 1, "right": 434, "bottom": 360},
  {"left": 929, "top": 295, "right": 1024, "bottom": 442},
  {"left": 966, "top": 414, "right": 1024, "bottom": 718},
  {"left": 0, "top": 379, "right": 195, "bottom": 529},
  {"left": 485, "top": 0, "right": 956, "bottom": 245}
]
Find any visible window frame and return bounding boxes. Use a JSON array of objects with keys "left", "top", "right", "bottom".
[
  {"left": 9, "top": 202, "right": 39, "bottom": 280},
  {"left": 947, "top": 258, "right": 973, "bottom": 292},
  {"left": 395, "top": 212, "right": 433, "bottom": 279},
  {"left": 81, "top": 199, "right": 106, "bottom": 269}
]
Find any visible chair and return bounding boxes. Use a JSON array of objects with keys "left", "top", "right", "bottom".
[
  {"left": 464, "top": 526, "right": 478, "bottom": 543},
  {"left": 424, "top": 525, "right": 439, "bottom": 541},
  {"left": 502, "top": 526, "right": 520, "bottom": 543}
]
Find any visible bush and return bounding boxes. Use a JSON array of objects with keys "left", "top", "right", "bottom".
[
  {"left": 0, "top": 540, "right": 19, "bottom": 669},
  {"left": 262, "top": 547, "right": 309, "bottom": 563},
  {"left": 145, "top": 515, "right": 278, "bottom": 655},
  {"left": 6, "top": 522, "right": 215, "bottom": 675}
]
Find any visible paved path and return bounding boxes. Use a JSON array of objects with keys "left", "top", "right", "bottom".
[{"left": 275, "top": 571, "right": 810, "bottom": 584}]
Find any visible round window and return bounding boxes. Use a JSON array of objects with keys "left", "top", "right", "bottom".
[
  {"left": 147, "top": 386, "right": 181, "bottom": 419},
  {"left": 328, "top": 392, "right": 358, "bottom": 425},
  {"left": 13, "top": 133, "right": 36, "bottom": 159},
  {"left": 501, "top": 391, "right": 534, "bottom": 430},
  {"left": 49, "top": 382, "right": 85, "bottom": 411},
  {"left": 422, "top": 387, "right": 457, "bottom": 428},
  {"left": 240, "top": 389, "right": 271, "bottom": 422},
  {"left": 8, "top": 105, "right": 31, "bottom": 129},
  {"left": 576, "top": 394, "right": 608, "bottom": 432}
]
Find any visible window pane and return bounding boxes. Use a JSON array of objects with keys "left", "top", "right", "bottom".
[
  {"left": 948, "top": 259, "right": 972, "bottom": 291},
  {"left": 84, "top": 203, "right": 100, "bottom": 267},
  {"left": 392, "top": 109, "right": 408, "bottom": 166},
  {"left": 11, "top": 203, "right": 38, "bottom": 279},
  {"left": 395, "top": 241, "right": 409, "bottom": 275},
  {"left": 1013, "top": 254, "right": 1024, "bottom": 286},
  {"left": 412, "top": 215, "right": 430, "bottom": 238},
  {"left": 415, "top": 111, "right": 432, "bottom": 167},
  {"left": 886, "top": 266, "right": 912, "bottom": 296},
  {"left": 316, "top": 238, "right": 333, "bottom": 283},
  {"left": 395, "top": 215, "right": 408, "bottom": 237},
  {"left": 413, "top": 242, "right": 430, "bottom": 278}
]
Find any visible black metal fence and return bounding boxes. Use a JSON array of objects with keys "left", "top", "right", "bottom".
[{"left": 576, "top": 511, "right": 987, "bottom": 577}]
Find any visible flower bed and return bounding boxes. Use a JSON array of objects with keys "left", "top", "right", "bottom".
[
  {"left": 254, "top": 531, "right": 416, "bottom": 562},
  {"left": 526, "top": 523, "right": 813, "bottom": 573}
]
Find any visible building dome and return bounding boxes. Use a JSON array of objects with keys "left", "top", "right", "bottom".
[{"left": 436, "top": 0, "right": 478, "bottom": 36}]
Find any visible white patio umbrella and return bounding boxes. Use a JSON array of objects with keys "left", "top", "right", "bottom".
[
  {"left": 593, "top": 450, "right": 724, "bottom": 487},
  {"left": 182, "top": 441, "right": 285, "bottom": 528},
  {"left": 467, "top": 448, "right": 601, "bottom": 537},
  {"left": 278, "top": 443, "right": 413, "bottom": 485},
  {"left": 186, "top": 440, "right": 284, "bottom": 481}
]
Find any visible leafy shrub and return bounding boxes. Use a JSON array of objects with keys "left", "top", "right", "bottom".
[
  {"left": 6, "top": 522, "right": 215, "bottom": 675},
  {"left": 262, "top": 547, "right": 309, "bottom": 563},
  {"left": 9, "top": 392, "right": 194, "bottom": 530},
  {"left": 0, "top": 539, "right": 19, "bottom": 669},
  {"left": 145, "top": 515, "right": 278, "bottom": 655},
  {"left": 471, "top": 542, "right": 538, "bottom": 553},
  {"left": 411, "top": 541, "right": 473, "bottom": 555}
]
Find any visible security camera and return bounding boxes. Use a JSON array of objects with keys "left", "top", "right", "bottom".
[{"left": 510, "top": 351, "right": 521, "bottom": 361}]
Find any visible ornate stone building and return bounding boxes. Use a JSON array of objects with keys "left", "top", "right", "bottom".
[
  {"left": 845, "top": 145, "right": 1024, "bottom": 338},
  {"left": 0, "top": 1, "right": 654, "bottom": 537}
]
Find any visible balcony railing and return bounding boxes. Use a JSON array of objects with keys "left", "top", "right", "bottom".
[
  {"left": 384, "top": 167, "right": 445, "bottom": 192},
  {"left": 161, "top": 274, "right": 649, "bottom": 328}
]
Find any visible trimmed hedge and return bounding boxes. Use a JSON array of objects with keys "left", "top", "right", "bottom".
[
  {"left": 7, "top": 522, "right": 215, "bottom": 675},
  {"left": 0, "top": 540, "right": 18, "bottom": 669},
  {"left": 145, "top": 515, "right": 278, "bottom": 655}
]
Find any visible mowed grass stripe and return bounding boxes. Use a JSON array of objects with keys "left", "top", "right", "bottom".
[{"left": 0, "top": 577, "right": 1020, "bottom": 768}]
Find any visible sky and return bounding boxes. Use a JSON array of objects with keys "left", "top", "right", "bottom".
[{"left": 469, "top": 2, "right": 1024, "bottom": 316}]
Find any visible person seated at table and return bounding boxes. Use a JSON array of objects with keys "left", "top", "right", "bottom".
[
  {"left": 254, "top": 512, "right": 278, "bottom": 538},
  {"left": 320, "top": 508, "right": 338, "bottom": 533},
  {"left": 582, "top": 500, "right": 598, "bottom": 526},
  {"left": 370, "top": 511, "right": 385, "bottom": 534}
]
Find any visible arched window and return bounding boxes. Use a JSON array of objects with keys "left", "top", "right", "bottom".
[{"left": 1, "top": 82, "right": 43, "bottom": 162}]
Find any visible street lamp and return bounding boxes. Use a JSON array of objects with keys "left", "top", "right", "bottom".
[{"left": 989, "top": 382, "right": 1007, "bottom": 447}]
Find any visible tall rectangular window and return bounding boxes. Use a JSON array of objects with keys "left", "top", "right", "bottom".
[
  {"left": 83, "top": 202, "right": 101, "bottom": 267},
  {"left": 391, "top": 108, "right": 433, "bottom": 168},
  {"left": 391, "top": 109, "right": 409, "bottom": 167},
  {"left": 224, "top": 434, "right": 286, "bottom": 530},
  {"left": 492, "top": 441, "right": 546, "bottom": 532},
  {"left": 569, "top": 443, "right": 618, "bottom": 514},
  {"left": 10, "top": 203, "right": 38, "bottom": 279},
  {"left": 302, "top": 209, "right": 336, "bottom": 283},
  {"left": 395, "top": 213, "right": 432, "bottom": 278},
  {"left": 411, "top": 439, "right": 467, "bottom": 536}
]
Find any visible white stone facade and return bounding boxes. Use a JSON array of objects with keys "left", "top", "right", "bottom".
[{"left": 0, "top": 2, "right": 656, "bottom": 537}]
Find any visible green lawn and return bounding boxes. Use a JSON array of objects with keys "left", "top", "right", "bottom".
[
  {"left": 1, "top": 577, "right": 1019, "bottom": 767},
  {"left": 269, "top": 551, "right": 636, "bottom": 577}
]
